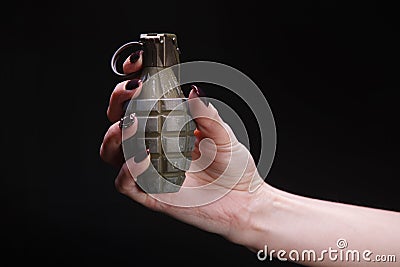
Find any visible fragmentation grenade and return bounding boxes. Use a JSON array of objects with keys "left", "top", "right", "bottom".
[{"left": 111, "top": 33, "right": 196, "bottom": 194}]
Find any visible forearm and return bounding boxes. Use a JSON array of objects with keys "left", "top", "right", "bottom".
[{"left": 239, "top": 183, "right": 400, "bottom": 266}]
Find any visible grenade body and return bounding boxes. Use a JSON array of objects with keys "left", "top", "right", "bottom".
[{"left": 124, "top": 33, "right": 195, "bottom": 194}]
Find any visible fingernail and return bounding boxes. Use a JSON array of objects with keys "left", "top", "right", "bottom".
[
  {"left": 191, "top": 85, "right": 209, "bottom": 107},
  {"left": 134, "top": 149, "right": 150, "bottom": 163},
  {"left": 119, "top": 113, "right": 136, "bottom": 129},
  {"left": 129, "top": 50, "right": 143, "bottom": 63},
  {"left": 125, "top": 79, "right": 141, "bottom": 90}
]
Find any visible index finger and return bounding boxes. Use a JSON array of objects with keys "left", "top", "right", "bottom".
[{"left": 123, "top": 50, "right": 143, "bottom": 74}]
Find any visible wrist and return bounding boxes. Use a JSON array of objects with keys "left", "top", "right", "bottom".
[{"left": 225, "top": 182, "right": 288, "bottom": 252}]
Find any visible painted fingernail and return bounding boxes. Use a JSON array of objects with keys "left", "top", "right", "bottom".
[
  {"left": 134, "top": 149, "right": 150, "bottom": 163},
  {"left": 119, "top": 113, "right": 136, "bottom": 129},
  {"left": 191, "top": 85, "right": 209, "bottom": 107},
  {"left": 129, "top": 50, "right": 143, "bottom": 63},
  {"left": 125, "top": 79, "right": 141, "bottom": 90}
]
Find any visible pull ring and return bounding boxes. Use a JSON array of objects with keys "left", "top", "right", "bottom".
[{"left": 111, "top": 41, "right": 143, "bottom": 77}]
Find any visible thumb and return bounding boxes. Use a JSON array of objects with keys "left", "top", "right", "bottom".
[{"left": 188, "top": 85, "right": 236, "bottom": 146}]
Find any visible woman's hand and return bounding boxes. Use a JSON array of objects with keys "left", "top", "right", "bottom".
[{"left": 99, "top": 50, "right": 272, "bottom": 246}]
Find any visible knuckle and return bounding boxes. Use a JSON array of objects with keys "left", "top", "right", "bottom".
[
  {"left": 103, "top": 124, "right": 121, "bottom": 146},
  {"left": 114, "top": 80, "right": 125, "bottom": 91},
  {"left": 107, "top": 81, "right": 130, "bottom": 122},
  {"left": 99, "top": 143, "right": 106, "bottom": 161},
  {"left": 114, "top": 176, "right": 127, "bottom": 194},
  {"left": 99, "top": 141, "right": 113, "bottom": 164},
  {"left": 109, "top": 89, "right": 119, "bottom": 106},
  {"left": 109, "top": 82, "right": 125, "bottom": 104},
  {"left": 200, "top": 117, "right": 220, "bottom": 130},
  {"left": 198, "top": 107, "right": 220, "bottom": 129},
  {"left": 106, "top": 106, "right": 112, "bottom": 121},
  {"left": 114, "top": 176, "right": 125, "bottom": 193},
  {"left": 114, "top": 165, "right": 134, "bottom": 194}
]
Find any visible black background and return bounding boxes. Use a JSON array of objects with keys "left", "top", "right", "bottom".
[{"left": 2, "top": 1, "right": 399, "bottom": 266}]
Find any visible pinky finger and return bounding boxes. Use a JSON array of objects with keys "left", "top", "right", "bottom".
[{"left": 114, "top": 150, "right": 158, "bottom": 208}]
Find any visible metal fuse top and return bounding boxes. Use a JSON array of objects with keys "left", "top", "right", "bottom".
[{"left": 140, "top": 33, "right": 180, "bottom": 68}]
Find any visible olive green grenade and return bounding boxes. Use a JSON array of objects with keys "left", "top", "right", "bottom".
[{"left": 111, "top": 33, "right": 196, "bottom": 193}]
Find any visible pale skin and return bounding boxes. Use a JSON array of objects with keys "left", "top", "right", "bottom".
[{"left": 100, "top": 52, "right": 400, "bottom": 266}]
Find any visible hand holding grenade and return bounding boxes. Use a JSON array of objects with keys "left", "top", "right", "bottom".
[{"left": 111, "top": 33, "right": 196, "bottom": 194}]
